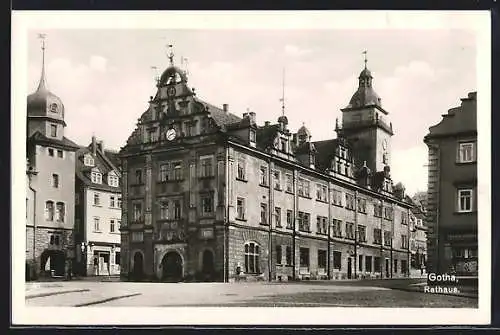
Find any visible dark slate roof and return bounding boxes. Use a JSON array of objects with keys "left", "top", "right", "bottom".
[
  {"left": 104, "top": 150, "right": 121, "bottom": 169},
  {"left": 312, "top": 139, "right": 338, "bottom": 172},
  {"left": 28, "top": 131, "right": 79, "bottom": 151},
  {"left": 256, "top": 124, "right": 280, "bottom": 150},
  {"left": 196, "top": 99, "right": 242, "bottom": 127},
  {"left": 76, "top": 145, "right": 121, "bottom": 192}
]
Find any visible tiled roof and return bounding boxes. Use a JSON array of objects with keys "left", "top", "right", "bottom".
[
  {"left": 75, "top": 144, "right": 121, "bottom": 192},
  {"left": 197, "top": 99, "right": 242, "bottom": 127},
  {"left": 28, "top": 131, "right": 79, "bottom": 151},
  {"left": 256, "top": 124, "right": 280, "bottom": 150},
  {"left": 312, "top": 139, "right": 338, "bottom": 171}
]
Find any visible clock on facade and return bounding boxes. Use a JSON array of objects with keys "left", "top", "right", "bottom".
[
  {"left": 166, "top": 128, "right": 176, "bottom": 141},
  {"left": 167, "top": 86, "right": 176, "bottom": 97}
]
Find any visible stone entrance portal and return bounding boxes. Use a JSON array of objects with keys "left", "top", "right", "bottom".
[{"left": 161, "top": 251, "right": 183, "bottom": 282}]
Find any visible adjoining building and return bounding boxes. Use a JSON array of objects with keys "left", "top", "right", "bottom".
[
  {"left": 26, "top": 39, "right": 79, "bottom": 279},
  {"left": 407, "top": 195, "right": 427, "bottom": 275},
  {"left": 119, "top": 50, "right": 413, "bottom": 282},
  {"left": 75, "top": 136, "right": 122, "bottom": 276},
  {"left": 424, "top": 91, "right": 477, "bottom": 277}
]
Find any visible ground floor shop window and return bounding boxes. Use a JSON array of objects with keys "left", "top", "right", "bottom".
[
  {"left": 374, "top": 257, "right": 381, "bottom": 272},
  {"left": 333, "top": 251, "right": 342, "bottom": 270},
  {"left": 365, "top": 256, "right": 372, "bottom": 272},
  {"left": 318, "top": 249, "right": 327, "bottom": 271},
  {"left": 299, "top": 248, "right": 310, "bottom": 270},
  {"left": 401, "top": 260, "right": 408, "bottom": 274},
  {"left": 358, "top": 255, "right": 363, "bottom": 272},
  {"left": 394, "top": 259, "right": 398, "bottom": 273},
  {"left": 244, "top": 242, "right": 260, "bottom": 274},
  {"left": 285, "top": 246, "right": 292, "bottom": 266},
  {"left": 276, "top": 245, "right": 282, "bottom": 265}
]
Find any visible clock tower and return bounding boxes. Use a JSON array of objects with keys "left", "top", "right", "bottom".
[{"left": 336, "top": 52, "right": 393, "bottom": 173}]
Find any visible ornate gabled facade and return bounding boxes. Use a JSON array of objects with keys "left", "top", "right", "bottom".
[
  {"left": 26, "top": 38, "right": 79, "bottom": 279},
  {"left": 75, "top": 136, "right": 122, "bottom": 276},
  {"left": 120, "top": 50, "right": 412, "bottom": 282}
]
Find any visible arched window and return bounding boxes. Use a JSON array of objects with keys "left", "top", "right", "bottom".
[
  {"left": 244, "top": 242, "right": 260, "bottom": 274},
  {"left": 45, "top": 201, "right": 54, "bottom": 221}
]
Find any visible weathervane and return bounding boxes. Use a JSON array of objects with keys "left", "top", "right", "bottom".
[
  {"left": 37, "top": 33, "right": 47, "bottom": 90},
  {"left": 362, "top": 50, "right": 368, "bottom": 69},
  {"left": 279, "top": 68, "right": 286, "bottom": 116},
  {"left": 167, "top": 44, "right": 174, "bottom": 66}
]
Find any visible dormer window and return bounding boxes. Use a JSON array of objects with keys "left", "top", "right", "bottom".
[
  {"left": 49, "top": 103, "right": 58, "bottom": 113},
  {"left": 339, "top": 147, "right": 347, "bottom": 159},
  {"left": 91, "top": 171, "right": 102, "bottom": 184},
  {"left": 108, "top": 173, "right": 119, "bottom": 187},
  {"left": 281, "top": 139, "right": 287, "bottom": 152},
  {"left": 249, "top": 129, "right": 256, "bottom": 143},
  {"left": 84, "top": 155, "right": 95, "bottom": 167}
]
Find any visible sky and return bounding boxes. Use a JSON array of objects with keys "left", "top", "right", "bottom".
[{"left": 26, "top": 27, "right": 476, "bottom": 196}]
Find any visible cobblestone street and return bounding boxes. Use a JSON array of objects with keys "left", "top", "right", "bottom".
[{"left": 25, "top": 280, "right": 477, "bottom": 308}]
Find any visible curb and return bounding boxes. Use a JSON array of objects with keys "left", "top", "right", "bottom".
[{"left": 26, "top": 288, "right": 91, "bottom": 299}]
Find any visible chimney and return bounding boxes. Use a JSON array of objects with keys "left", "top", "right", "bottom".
[
  {"left": 264, "top": 121, "right": 270, "bottom": 127},
  {"left": 92, "top": 135, "right": 97, "bottom": 155},
  {"left": 223, "top": 104, "right": 228, "bottom": 113}
]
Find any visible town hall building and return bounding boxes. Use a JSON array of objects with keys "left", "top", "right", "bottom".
[{"left": 119, "top": 49, "right": 413, "bottom": 282}]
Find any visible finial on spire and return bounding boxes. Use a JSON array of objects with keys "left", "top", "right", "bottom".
[
  {"left": 37, "top": 33, "right": 48, "bottom": 91},
  {"left": 279, "top": 68, "right": 286, "bottom": 116},
  {"left": 362, "top": 50, "right": 368, "bottom": 69},
  {"left": 167, "top": 44, "right": 174, "bottom": 66}
]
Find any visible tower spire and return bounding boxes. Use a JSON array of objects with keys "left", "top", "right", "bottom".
[
  {"left": 362, "top": 50, "right": 368, "bottom": 69},
  {"left": 37, "top": 33, "right": 48, "bottom": 91},
  {"left": 279, "top": 68, "right": 286, "bottom": 116}
]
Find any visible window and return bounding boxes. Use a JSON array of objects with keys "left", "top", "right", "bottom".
[
  {"left": 55, "top": 202, "right": 65, "bottom": 222},
  {"left": 115, "top": 252, "right": 121, "bottom": 265},
  {"left": 173, "top": 200, "right": 181, "bottom": 219},
  {"left": 108, "top": 175, "right": 119, "bottom": 187},
  {"left": 135, "top": 170, "right": 143, "bottom": 184},
  {"left": 394, "top": 259, "right": 398, "bottom": 273},
  {"left": 281, "top": 139, "right": 287, "bottom": 152},
  {"left": 131, "top": 231, "right": 144, "bottom": 242},
  {"left": 110, "top": 219, "right": 116, "bottom": 232},
  {"left": 133, "top": 203, "right": 143, "bottom": 221},
  {"left": 84, "top": 155, "right": 94, "bottom": 166},
  {"left": 374, "top": 228, "right": 382, "bottom": 244},
  {"left": 458, "top": 142, "right": 475, "bottom": 163},
  {"left": 458, "top": 189, "right": 473, "bottom": 212},
  {"left": 401, "top": 234, "right": 409, "bottom": 249},
  {"left": 117, "top": 197, "right": 122, "bottom": 208},
  {"left": 286, "top": 246, "right": 292, "bottom": 265},
  {"left": 50, "top": 124, "right": 57, "bottom": 137},
  {"left": 237, "top": 158, "right": 246, "bottom": 180},
  {"left": 259, "top": 166, "right": 268, "bottom": 186},
  {"left": 274, "top": 207, "right": 281, "bottom": 227},
  {"left": 110, "top": 196, "right": 115, "bottom": 208},
  {"left": 93, "top": 193, "right": 101, "bottom": 206},
  {"left": 357, "top": 198, "right": 367, "bottom": 213},
  {"left": 366, "top": 256, "right": 373, "bottom": 272},
  {"left": 201, "top": 194, "right": 214, "bottom": 215},
  {"left": 384, "top": 231, "right": 392, "bottom": 247},
  {"left": 358, "top": 225, "right": 366, "bottom": 242},
  {"left": 333, "top": 251, "right": 342, "bottom": 270},
  {"left": 401, "top": 212, "right": 408, "bottom": 225},
  {"left": 345, "top": 222, "right": 355, "bottom": 240},
  {"left": 52, "top": 174, "right": 59, "bottom": 188},
  {"left": 91, "top": 171, "right": 102, "bottom": 184},
  {"left": 50, "top": 234, "right": 61, "bottom": 245},
  {"left": 260, "top": 203, "right": 268, "bottom": 225},
  {"left": 298, "top": 212, "right": 310, "bottom": 232},
  {"left": 316, "top": 184, "right": 328, "bottom": 202},
  {"left": 332, "top": 189, "right": 342, "bottom": 206},
  {"left": 374, "top": 203, "right": 383, "bottom": 217},
  {"left": 286, "top": 210, "right": 293, "bottom": 229},
  {"left": 249, "top": 129, "right": 256, "bottom": 143},
  {"left": 316, "top": 216, "right": 328, "bottom": 235},
  {"left": 57, "top": 150, "right": 63, "bottom": 158},
  {"left": 318, "top": 249, "right": 327, "bottom": 270},
  {"left": 276, "top": 245, "right": 282, "bottom": 265},
  {"left": 345, "top": 193, "right": 355, "bottom": 210},
  {"left": 94, "top": 217, "right": 100, "bottom": 231},
  {"left": 159, "top": 200, "right": 169, "bottom": 219},
  {"left": 374, "top": 257, "right": 381, "bottom": 272},
  {"left": 200, "top": 156, "right": 214, "bottom": 177},
  {"left": 48, "top": 148, "right": 54, "bottom": 157},
  {"left": 297, "top": 178, "right": 310, "bottom": 197},
  {"left": 236, "top": 197, "right": 245, "bottom": 220},
  {"left": 49, "top": 103, "right": 58, "bottom": 113},
  {"left": 332, "top": 219, "right": 342, "bottom": 237},
  {"left": 244, "top": 242, "right": 260, "bottom": 274},
  {"left": 384, "top": 207, "right": 393, "bottom": 220},
  {"left": 285, "top": 174, "right": 293, "bottom": 192},
  {"left": 159, "top": 164, "right": 169, "bottom": 182},
  {"left": 358, "top": 255, "right": 363, "bottom": 272},
  {"left": 147, "top": 128, "right": 157, "bottom": 142},
  {"left": 299, "top": 248, "right": 310, "bottom": 269},
  {"left": 45, "top": 201, "right": 54, "bottom": 221},
  {"left": 273, "top": 170, "right": 281, "bottom": 190}
]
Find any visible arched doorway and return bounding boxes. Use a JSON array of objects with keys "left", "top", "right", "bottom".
[
  {"left": 161, "top": 251, "right": 183, "bottom": 282},
  {"left": 201, "top": 250, "right": 214, "bottom": 281},
  {"left": 40, "top": 250, "right": 65, "bottom": 277},
  {"left": 132, "top": 252, "right": 144, "bottom": 281}
]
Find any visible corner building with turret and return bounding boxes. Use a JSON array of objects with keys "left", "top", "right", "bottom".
[{"left": 119, "top": 55, "right": 413, "bottom": 282}]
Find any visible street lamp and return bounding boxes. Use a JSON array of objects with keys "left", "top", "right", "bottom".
[{"left": 80, "top": 242, "right": 87, "bottom": 277}]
